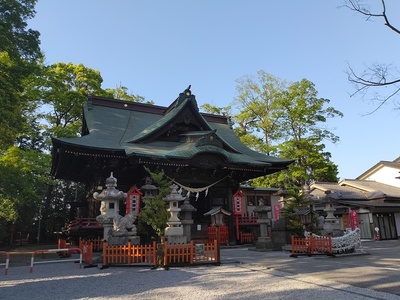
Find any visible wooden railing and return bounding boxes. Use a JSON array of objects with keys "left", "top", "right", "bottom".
[
  {"left": 79, "top": 237, "right": 103, "bottom": 252},
  {"left": 163, "top": 240, "right": 217, "bottom": 266},
  {"left": 237, "top": 213, "right": 258, "bottom": 225},
  {"left": 290, "top": 234, "right": 333, "bottom": 257},
  {"left": 80, "top": 240, "right": 94, "bottom": 265},
  {"left": 239, "top": 232, "right": 254, "bottom": 244},
  {"left": 103, "top": 241, "right": 157, "bottom": 266},
  {"left": 102, "top": 240, "right": 218, "bottom": 268},
  {"left": 67, "top": 218, "right": 102, "bottom": 233}
]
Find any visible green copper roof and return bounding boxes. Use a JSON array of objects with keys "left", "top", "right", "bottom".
[{"left": 52, "top": 89, "right": 293, "bottom": 175}]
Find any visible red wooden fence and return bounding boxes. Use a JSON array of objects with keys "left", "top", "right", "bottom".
[
  {"left": 207, "top": 226, "right": 229, "bottom": 245},
  {"left": 290, "top": 234, "right": 333, "bottom": 257},
  {"left": 79, "top": 237, "right": 103, "bottom": 252},
  {"left": 163, "top": 240, "right": 218, "bottom": 266},
  {"left": 239, "top": 232, "right": 254, "bottom": 244},
  {"left": 102, "top": 240, "right": 218, "bottom": 268},
  {"left": 103, "top": 241, "right": 157, "bottom": 266},
  {"left": 80, "top": 240, "right": 93, "bottom": 265}
]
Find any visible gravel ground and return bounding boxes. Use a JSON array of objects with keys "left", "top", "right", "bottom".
[{"left": 1, "top": 260, "right": 400, "bottom": 300}]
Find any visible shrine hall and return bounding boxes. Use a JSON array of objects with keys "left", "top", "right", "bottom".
[{"left": 51, "top": 87, "right": 293, "bottom": 242}]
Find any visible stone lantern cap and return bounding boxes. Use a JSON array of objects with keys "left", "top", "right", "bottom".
[
  {"left": 163, "top": 184, "right": 187, "bottom": 202},
  {"left": 140, "top": 177, "right": 158, "bottom": 197},
  {"left": 93, "top": 172, "right": 127, "bottom": 201}
]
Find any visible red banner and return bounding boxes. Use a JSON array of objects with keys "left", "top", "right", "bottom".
[
  {"left": 274, "top": 204, "right": 280, "bottom": 221},
  {"left": 351, "top": 210, "right": 359, "bottom": 229}
]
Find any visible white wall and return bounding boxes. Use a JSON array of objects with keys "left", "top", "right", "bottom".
[{"left": 363, "top": 166, "right": 400, "bottom": 188}]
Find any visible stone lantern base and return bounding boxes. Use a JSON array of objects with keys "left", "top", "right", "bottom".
[
  {"left": 165, "top": 226, "right": 187, "bottom": 244},
  {"left": 108, "top": 236, "right": 140, "bottom": 246},
  {"left": 255, "top": 236, "right": 274, "bottom": 251}
]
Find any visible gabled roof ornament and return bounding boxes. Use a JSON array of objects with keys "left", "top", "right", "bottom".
[
  {"left": 175, "top": 85, "right": 194, "bottom": 108},
  {"left": 184, "top": 85, "right": 191, "bottom": 96}
]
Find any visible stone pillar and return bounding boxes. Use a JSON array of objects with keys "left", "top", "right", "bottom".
[{"left": 180, "top": 198, "right": 197, "bottom": 243}]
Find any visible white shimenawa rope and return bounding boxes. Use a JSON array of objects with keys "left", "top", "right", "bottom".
[
  {"left": 165, "top": 175, "right": 229, "bottom": 201},
  {"left": 305, "top": 228, "right": 362, "bottom": 254}
]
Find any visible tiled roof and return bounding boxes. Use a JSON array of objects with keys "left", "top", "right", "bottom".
[
  {"left": 51, "top": 91, "right": 293, "bottom": 180},
  {"left": 310, "top": 179, "right": 400, "bottom": 201}
]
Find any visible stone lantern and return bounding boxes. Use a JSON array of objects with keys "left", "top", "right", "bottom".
[
  {"left": 275, "top": 185, "right": 289, "bottom": 209},
  {"left": 180, "top": 197, "right": 197, "bottom": 243},
  {"left": 321, "top": 190, "right": 342, "bottom": 237},
  {"left": 164, "top": 184, "right": 187, "bottom": 244},
  {"left": 94, "top": 173, "right": 127, "bottom": 241},
  {"left": 254, "top": 197, "right": 273, "bottom": 250},
  {"left": 140, "top": 177, "right": 158, "bottom": 203}
]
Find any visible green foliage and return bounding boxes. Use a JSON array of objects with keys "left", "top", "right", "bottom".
[
  {"left": 281, "top": 192, "right": 313, "bottom": 237},
  {"left": 0, "top": 0, "right": 154, "bottom": 241},
  {"left": 103, "top": 84, "right": 151, "bottom": 104},
  {"left": 200, "top": 103, "right": 231, "bottom": 116},
  {"left": 0, "top": 0, "right": 41, "bottom": 150},
  {"left": 139, "top": 167, "right": 171, "bottom": 239},
  {"left": 233, "top": 71, "right": 287, "bottom": 155},
  {"left": 0, "top": 146, "right": 50, "bottom": 239},
  {"left": 0, "top": 198, "right": 18, "bottom": 222},
  {"left": 233, "top": 71, "right": 342, "bottom": 189}
]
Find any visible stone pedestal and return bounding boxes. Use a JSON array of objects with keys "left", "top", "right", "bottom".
[
  {"left": 166, "top": 235, "right": 187, "bottom": 245},
  {"left": 95, "top": 215, "right": 114, "bottom": 242},
  {"left": 164, "top": 226, "right": 184, "bottom": 236},
  {"left": 271, "top": 218, "right": 291, "bottom": 250},
  {"left": 108, "top": 236, "right": 140, "bottom": 245},
  {"left": 255, "top": 236, "right": 273, "bottom": 250}
]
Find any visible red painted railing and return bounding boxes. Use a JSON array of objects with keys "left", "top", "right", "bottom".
[
  {"left": 237, "top": 213, "right": 258, "bottom": 225},
  {"left": 207, "top": 226, "right": 229, "bottom": 245},
  {"left": 67, "top": 218, "right": 102, "bottom": 232},
  {"left": 290, "top": 234, "right": 333, "bottom": 257}
]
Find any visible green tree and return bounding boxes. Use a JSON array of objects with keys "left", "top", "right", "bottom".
[
  {"left": 139, "top": 167, "right": 171, "bottom": 240},
  {"left": 232, "top": 72, "right": 342, "bottom": 190},
  {"left": 21, "top": 61, "right": 148, "bottom": 241},
  {"left": 104, "top": 84, "right": 151, "bottom": 104},
  {"left": 201, "top": 103, "right": 231, "bottom": 116},
  {"left": 31, "top": 62, "right": 105, "bottom": 143},
  {"left": 22, "top": 62, "right": 106, "bottom": 240},
  {"left": 0, "top": 146, "right": 50, "bottom": 243},
  {"left": 281, "top": 192, "right": 315, "bottom": 237},
  {"left": 0, "top": 0, "right": 42, "bottom": 150},
  {"left": 233, "top": 71, "right": 286, "bottom": 155}
]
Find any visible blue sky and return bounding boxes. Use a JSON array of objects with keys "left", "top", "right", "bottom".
[{"left": 29, "top": 0, "right": 400, "bottom": 181}]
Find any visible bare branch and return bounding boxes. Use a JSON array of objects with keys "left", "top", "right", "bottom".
[
  {"left": 343, "top": 0, "right": 400, "bottom": 112},
  {"left": 344, "top": 0, "right": 400, "bottom": 34}
]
